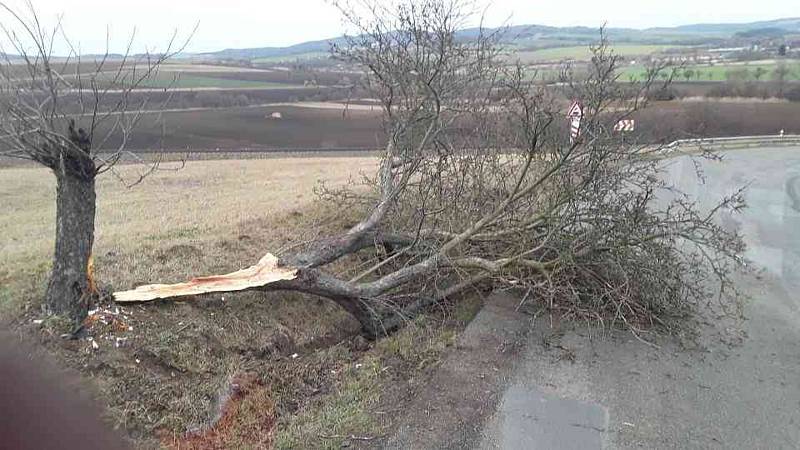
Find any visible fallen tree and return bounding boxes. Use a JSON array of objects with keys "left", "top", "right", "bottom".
[
  {"left": 114, "top": 254, "right": 297, "bottom": 302},
  {"left": 115, "top": 0, "right": 748, "bottom": 338}
]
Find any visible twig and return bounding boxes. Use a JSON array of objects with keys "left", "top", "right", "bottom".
[{"left": 319, "top": 433, "right": 379, "bottom": 441}]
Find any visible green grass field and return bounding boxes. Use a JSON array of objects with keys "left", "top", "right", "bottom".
[
  {"left": 252, "top": 52, "right": 330, "bottom": 64},
  {"left": 516, "top": 44, "right": 689, "bottom": 62},
  {"left": 138, "top": 73, "right": 308, "bottom": 89},
  {"left": 622, "top": 60, "right": 800, "bottom": 82}
]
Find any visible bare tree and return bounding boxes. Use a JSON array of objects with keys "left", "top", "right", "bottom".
[
  {"left": 118, "top": 0, "right": 747, "bottom": 339},
  {"left": 725, "top": 68, "right": 751, "bottom": 83},
  {"left": 0, "top": 3, "right": 187, "bottom": 325},
  {"left": 753, "top": 67, "right": 768, "bottom": 81}
]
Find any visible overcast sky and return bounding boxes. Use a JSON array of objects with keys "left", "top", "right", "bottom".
[{"left": 1, "top": 0, "right": 795, "bottom": 54}]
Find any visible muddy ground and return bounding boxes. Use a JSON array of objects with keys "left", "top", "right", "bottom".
[{"left": 120, "top": 100, "right": 800, "bottom": 153}]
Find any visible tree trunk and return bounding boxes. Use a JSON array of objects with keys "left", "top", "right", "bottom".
[{"left": 44, "top": 162, "right": 96, "bottom": 325}]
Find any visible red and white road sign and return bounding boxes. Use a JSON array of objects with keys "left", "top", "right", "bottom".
[
  {"left": 569, "top": 117, "right": 581, "bottom": 143},
  {"left": 614, "top": 119, "right": 635, "bottom": 132},
  {"left": 567, "top": 101, "right": 584, "bottom": 119},
  {"left": 567, "top": 101, "right": 583, "bottom": 143}
]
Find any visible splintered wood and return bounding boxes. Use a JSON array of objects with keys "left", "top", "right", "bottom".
[{"left": 113, "top": 253, "right": 297, "bottom": 303}]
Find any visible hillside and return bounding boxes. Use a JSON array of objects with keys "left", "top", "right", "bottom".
[{"left": 200, "top": 17, "right": 800, "bottom": 61}]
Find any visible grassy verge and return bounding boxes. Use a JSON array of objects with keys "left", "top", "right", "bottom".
[
  {"left": 0, "top": 156, "right": 484, "bottom": 448},
  {"left": 7, "top": 201, "right": 362, "bottom": 445}
]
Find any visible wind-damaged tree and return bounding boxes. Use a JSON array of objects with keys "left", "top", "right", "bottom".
[
  {"left": 117, "top": 0, "right": 748, "bottom": 339},
  {"left": 0, "top": 3, "right": 187, "bottom": 325}
]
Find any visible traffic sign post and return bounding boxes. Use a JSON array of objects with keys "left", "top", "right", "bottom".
[
  {"left": 567, "top": 101, "right": 583, "bottom": 119},
  {"left": 614, "top": 119, "right": 635, "bottom": 132},
  {"left": 567, "top": 101, "right": 583, "bottom": 144},
  {"left": 570, "top": 117, "right": 581, "bottom": 144}
]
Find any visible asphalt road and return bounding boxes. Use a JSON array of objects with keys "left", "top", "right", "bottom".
[{"left": 479, "top": 146, "right": 800, "bottom": 449}]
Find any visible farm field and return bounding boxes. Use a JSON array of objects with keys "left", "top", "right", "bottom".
[
  {"left": 635, "top": 100, "right": 800, "bottom": 138},
  {"left": 58, "top": 61, "right": 352, "bottom": 90},
  {"left": 120, "top": 104, "right": 384, "bottom": 150},
  {"left": 14, "top": 97, "right": 785, "bottom": 160},
  {"left": 159, "top": 63, "right": 277, "bottom": 73},
  {"left": 251, "top": 51, "right": 330, "bottom": 64},
  {"left": 100, "top": 100, "right": 798, "bottom": 153},
  {"left": 623, "top": 59, "right": 800, "bottom": 82},
  {"left": 0, "top": 157, "right": 376, "bottom": 277},
  {"left": 515, "top": 44, "right": 689, "bottom": 62},
  {"left": 137, "top": 73, "right": 310, "bottom": 89}
]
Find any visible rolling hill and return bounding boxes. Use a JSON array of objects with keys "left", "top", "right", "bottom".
[{"left": 199, "top": 17, "right": 800, "bottom": 62}]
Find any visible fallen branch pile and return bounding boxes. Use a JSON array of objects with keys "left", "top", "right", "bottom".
[{"left": 114, "top": 1, "right": 747, "bottom": 338}]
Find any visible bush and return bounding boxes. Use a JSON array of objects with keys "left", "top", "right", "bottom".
[
  {"left": 646, "top": 86, "right": 680, "bottom": 101},
  {"left": 191, "top": 92, "right": 256, "bottom": 108},
  {"left": 707, "top": 82, "right": 770, "bottom": 99},
  {"left": 784, "top": 86, "right": 800, "bottom": 102},
  {"left": 234, "top": 94, "right": 250, "bottom": 106},
  {"left": 195, "top": 92, "right": 224, "bottom": 108},
  {"left": 707, "top": 83, "right": 735, "bottom": 98}
]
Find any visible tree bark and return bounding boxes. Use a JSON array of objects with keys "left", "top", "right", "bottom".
[{"left": 44, "top": 159, "right": 96, "bottom": 325}]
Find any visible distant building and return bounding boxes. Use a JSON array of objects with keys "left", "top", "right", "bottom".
[{"left": 708, "top": 47, "right": 747, "bottom": 54}]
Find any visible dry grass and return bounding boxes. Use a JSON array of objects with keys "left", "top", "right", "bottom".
[
  {"left": 0, "top": 156, "right": 383, "bottom": 446},
  {"left": 0, "top": 156, "right": 481, "bottom": 448},
  {"left": 0, "top": 157, "right": 376, "bottom": 270}
]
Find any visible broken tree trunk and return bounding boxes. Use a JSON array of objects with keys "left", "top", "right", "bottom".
[
  {"left": 112, "top": 249, "right": 440, "bottom": 338},
  {"left": 113, "top": 254, "right": 297, "bottom": 302},
  {"left": 45, "top": 154, "right": 97, "bottom": 325}
]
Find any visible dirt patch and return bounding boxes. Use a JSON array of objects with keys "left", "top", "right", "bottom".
[
  {"left": 100, "top": 105, "right": 384, "bottom": 151},
  {"left": 160, "top": 373, "right": 277, "bottom": 449},
  {"left": 382, "top": 292, "right": 531, "bottom": 449},
  {"left": 156, "top": 245, "right": 204, "bottom": 263},
  {"left": 273, "top": 295, "right": 485, "bottom": 450},
  {"left": 16, "top": 288, "right": 356, "bottom": 443},
  {"left": 634, "top": 100, "right": 800, "bottom": 141}
]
